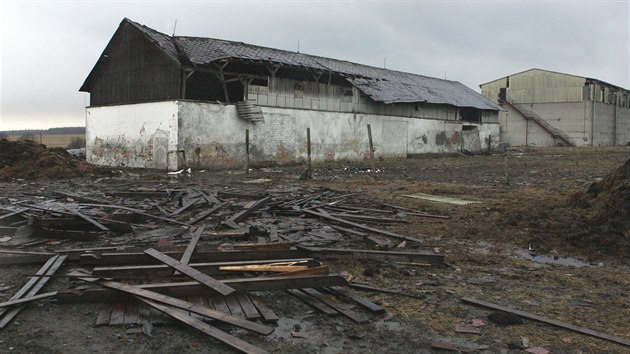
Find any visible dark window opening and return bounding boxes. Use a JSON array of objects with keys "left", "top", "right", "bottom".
[
  {"left": 462, "top": 125, "right": 477, "bottom": 131},
  {"left": 459, "top": 107, "right": 481, "bottom": 122},
  {"left": 342, "top": 88, "right": 353, "bottom": 97},
  {"left": 506, "top": 76, "right": 510, "bottom": 88},
  {"left": 294, "top": 82, "right": 304, "bottom": 98},
  {"left": 185, "top": 71, "right": 244, "bottom": 103},
  {"left": 250, "top": 77, "right": 268, "bottom": 87}
]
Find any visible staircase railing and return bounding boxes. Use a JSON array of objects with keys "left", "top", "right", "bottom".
[{"left": 498, "top": 90, "right": 576, "bottom": 147}]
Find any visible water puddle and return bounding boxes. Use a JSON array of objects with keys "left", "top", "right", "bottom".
[{"left": 514, "top": 249, "right": 596, "bottom": 267}]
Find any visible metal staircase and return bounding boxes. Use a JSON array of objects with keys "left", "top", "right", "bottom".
[
  {"left": 236, "top": 101, "right": 264, "bottom": 123},
  {"left": 498, "top": 90, "right": 576, "bottom": 147}
]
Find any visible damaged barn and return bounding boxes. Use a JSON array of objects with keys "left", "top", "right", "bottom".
[{"left": 80, "top": 18, "right": 500, "bottom": 170}]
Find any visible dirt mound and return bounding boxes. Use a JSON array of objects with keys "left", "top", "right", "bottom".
[{"left": 0, "top": 139, "right": 97, "bottom": 181}]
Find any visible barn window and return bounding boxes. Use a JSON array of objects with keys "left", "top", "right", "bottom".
[
  {"left": 459, "top": 107, "right": 481, "bottom": 122},
  {"left": 294, "top": 83, "right": 304, "bottom": 98}
]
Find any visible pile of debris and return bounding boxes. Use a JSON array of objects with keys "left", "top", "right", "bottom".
[
  {"left": 0, "top": 182, "right": 445, "bottom": 352},
  {"left": 569, "top": 158, "right": 630, "bottom": 255},
  {"left": 0, "top": 139, "right": 96, "bottom": 181}
]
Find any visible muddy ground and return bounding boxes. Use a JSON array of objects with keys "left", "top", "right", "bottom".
[{"left": 1, "top": 146, "right": 629, "bottom": 353}]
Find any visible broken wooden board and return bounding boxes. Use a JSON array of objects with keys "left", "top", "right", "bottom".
[
  {"left": 286, "top": 289, "right": 338, "bottom": 315},
  {"left": 302, "top": 209, "right": 424, "bottom": 243},
  {"left": 79, "top": 249, "right": 304, "bottom": 266},
  {"left": 141, "top": 298, "right": 268, "bottom": 354},
  {"left": 174, "top": 226, "right": 204, "bottom": 276},
  {"left": 299, "top": 246, "right": 444, "bottom": 265},
  {"left": 461, "top": 297, "right": 630, "bottom": 348},
  {"left": 91, "top": 258, "right": 316, "bottom": 277},
  {"left": 69, "top": 272, "right": 273, "bottom": 335},
  {"left": 248, "top": 295, "right": 279, "bottom": 323},
  {"left": 144, "top": 248, "right": 236, "bottom": 296},
  {"left": 0, "top": 255, "right": 67, "bottom": 328},
  {"left": 222, "top": 196, "right": 272, "bottom": 229},
  {"left": 300, "top": 288, "right": 368, "bottom": 323},
  {"left": 324, "top": 286, "right": 385, "bottom": 314},
  {"left": 0, "top": 291, "right": 57, "bottom": 309},
  {"left": 58, "top": 274, "right": 347, "bottom": 304}
]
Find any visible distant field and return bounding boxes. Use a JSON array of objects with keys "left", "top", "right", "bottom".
[{"left": 6, "top": 134, "right": 85, "bottom": 148}]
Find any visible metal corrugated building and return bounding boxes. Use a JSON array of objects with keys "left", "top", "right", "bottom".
[{"left": 481, "top": 68, "right": 630, "bottom": 147}]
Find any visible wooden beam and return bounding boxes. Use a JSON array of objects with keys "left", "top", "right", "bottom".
[
  {"left": 248, "top": 295, "right": 279, "bottom": 322},
  {"left": 140, "top": 298, "right": 268, "bottom": 354},
  {"left": 65, "top": 207, "right": 110, "bottom": 231},
  {"left": 0, "top": 291, "right": 57, "bottom": 309},
  {"left": 222, "top": 196, "right": 272, "bottom": 229},
  {"left": 58, "top": 274, "right": 347, "bottom": 303},
  {"left": 0, "top": 255, "right": 67, "bottom": 328},
  {"left": 92, "top": 258, "right": 315, "bottom": 277},
  {"left": 189, "top": 202, "right": 227, "bottom": 225},
  {"left": 173, "top": 226, "right": 204, "bottom": 276},
  {"left": 301, "top": 288, "right": 368, "bottom": 323},
  {"left": 144, "top": 248, "right": 236, "bottom": 296},
  {"left": 302, "top": 209, "right": 425, "bottom": 243},
  {"left": 461, "top": 297, "right": 630, "bottom": 348},
  {"left": 79, "top": 249, "right": 304, "bottom": 266},
  {"left": 324, "top": 286, "right": 385, "bottom": 314},
  {"left": 68, "top": 272, "right": 273, "bottom": 335},
  {"left": 299, "top": 246, "right": 444, "bottom": 265},
  {"left": 286, "top": 289, "right": 338, "bottom": 315}
]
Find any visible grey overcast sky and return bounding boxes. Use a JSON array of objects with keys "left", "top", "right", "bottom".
[{"left": 1, "top": 0, "right": 629, "bottom": 130}]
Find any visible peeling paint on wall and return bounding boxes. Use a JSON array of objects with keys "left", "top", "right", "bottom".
[{"left": 87, "top": 101, "right": 500, "bottom": 170}]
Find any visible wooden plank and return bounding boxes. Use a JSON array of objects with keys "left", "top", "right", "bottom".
[
  {"left": 286, "top": 289, "right": 338, "bottom": 315},
  {"left": 95, "top": 304, "right": 112, "bottom": 326},
  {"left": 58, "top": 274, "right": 347, "bottom": 303},
  {"left": 0, "top": 255, "right": 66, "bottom": 328},
  {"left": 236, "top": 293, "right": 260, "bottom": 320},
  {"left": 220, "top": 264, "right": 307, "bottom": 273},
  {"left": 324, "top": 286, "right": 385, "bottom": 314},
  {"left": 302, "top": 209, "right": 424, "bottom": 243},
  {"left": 461, "top": 297, "right": 630, "bottom": 348},
  {"left": 266, "top": 266, "right": 329, "bottom": 278},
  {"left": 190, "top": 202, "right": 227, "bottom": 225},
  {"left": 299, "top": 246, "right": 443, "bottom": 265},
  {"left": 109, "top": 303, "right": 126, "bottom": 325},
  {"left": 0, "top": 254, "right": 57, "bottom": 266},
  {"left": 0, "top": 208, "right": 28, "bottom": 221},
  {"left": 92, "top": 258, "right": 315, "bottom": 277},
  {"left": 301, "top": 288, "right": 368, "bottom": 323},
  {"left": 248, "top": 295, "right": 279, "bottom": 322},
  {"left": 79, "top": 249, "right": 304, "bottom": 266},
  {"left": 222, "top": 196, "right": 271, "bottom": 229},
  {"left": 174, "top": 226, "right": 204, "bottom": 276},
  {"left": 137, "top": 302, "right": 151, "bottom": 325},
  {"left": 380, "top": 203, "right": 450, "bottom": 219},
  {"left": 140, "top": 298, "right": 268, "bottom": 354},
  {"left": 211, "top": 294, "right": 230, "bottom": 314},
  {"left": 68, "top": 272, "right": 273, "bottom": 335},
  {"left": 0, "top": 291, "right": 57, "bottom": 309},
  {"left": 65, "top": 207, "right": 110, "bottom": 231},
  {"left": 78, "top": 203, "right": 190, "bottom": 226},
  {"left": 124, "top": 301, "right": 139, "bottom": 325},
  {"left": 225, "top": 294, "right": 245, "bottom": 317},
  {"left": 148, "top": 304, "right": 164, "bottom": 325},
  {"left": 171, "top": 197, "right": 202, "bottom": 215},
  {"left": 144, "top": 248, "right": 236, "bottom": 296},
  {"left": 349, "top": 283, "right": 425, "bottom": 300}
]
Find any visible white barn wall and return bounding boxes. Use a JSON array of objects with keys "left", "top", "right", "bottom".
[
  {"left": 87, "top": 101, "right": 500, "bottom": 170},
  {"left": 86, "top": 101, "right": 179, "bottom": 169}
]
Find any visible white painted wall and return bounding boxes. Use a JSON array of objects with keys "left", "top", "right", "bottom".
[
  {"left": 87, "top": 100, "right": 500, "bottom": 170},
  {"left": 86, "top": 101, "right": 179, "bottom": 169}
]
